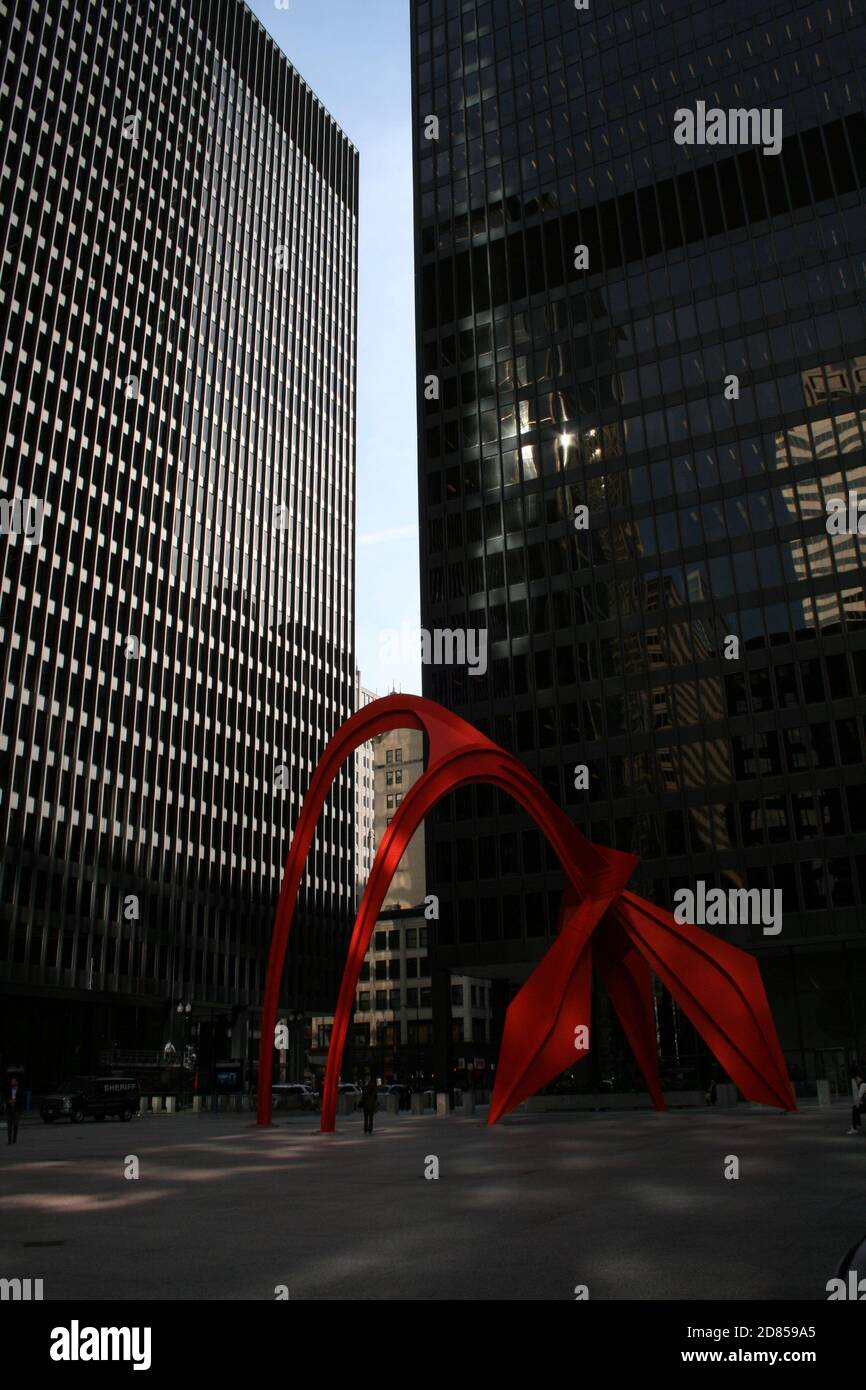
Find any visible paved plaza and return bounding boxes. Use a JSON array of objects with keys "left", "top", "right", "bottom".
[{"left": 1, "top": 1103, "right": 862, "bottom": 1301}]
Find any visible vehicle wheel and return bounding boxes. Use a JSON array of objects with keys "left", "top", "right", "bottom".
[
  {"left": 94, "top": 1113, "right": 106, "bottom": 1122},
  {"left": 120, "top": 1107, "right": 133, "bottom": 1122},
  {"left": 70, "top": 1108, "right": 85, "bottom": 1124}
]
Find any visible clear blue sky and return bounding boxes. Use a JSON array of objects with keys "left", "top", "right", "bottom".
[{"left": 248, "top": 0, "right": 422, "bottom": 696}]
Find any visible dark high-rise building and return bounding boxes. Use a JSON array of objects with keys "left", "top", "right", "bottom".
[
  {"left": 411, "top": 0, "right": 866, "bottom": 1096},
  {"left": 0, "top": 0, "right": 357, "bottom": 1088}
]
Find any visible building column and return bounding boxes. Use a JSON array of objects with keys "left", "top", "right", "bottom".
[
  {"left": 431, "top": 967, "right": 452, "bottom": 1101},
  {"left": 592, "top": 982, "right": 615, "bottom": 1090}
]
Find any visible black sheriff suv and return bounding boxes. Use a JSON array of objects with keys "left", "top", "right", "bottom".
[{"left": 41, "top": 1076, "right": 140, "bottom": 1123}]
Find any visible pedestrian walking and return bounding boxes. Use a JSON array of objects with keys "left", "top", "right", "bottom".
[
  {"left": 846, "top": 1072, "right": 866, "bottom": 1135},
  {"left": 5, "top": 1075, "right": 22, "bottom": 1145},
  {"left": 362, "top": 1076, "right": 378, "bottom": 1134}
]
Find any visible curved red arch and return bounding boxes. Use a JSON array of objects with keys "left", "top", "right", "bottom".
[
  {"left": 257, "top": 695, "right": 795, "bottom": 1130},
  {"left": 257, "top": 695, "right": 511, "bottom": 1125}
]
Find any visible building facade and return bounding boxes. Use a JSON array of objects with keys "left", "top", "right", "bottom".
[
  {"left": 0, "top": 0, "right": 358, "bottom": 1090},
  {"left": 412, "top": 0, "right": 866, "bottom": 1096}
]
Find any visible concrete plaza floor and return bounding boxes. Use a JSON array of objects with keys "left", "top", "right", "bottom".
[{"left": 0, "top": 1103, "right": 862, "bottom": 1300}]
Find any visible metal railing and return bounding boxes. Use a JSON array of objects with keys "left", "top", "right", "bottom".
[{"left": 97, "top": 1049, "right": 168, "bottom": 1068}]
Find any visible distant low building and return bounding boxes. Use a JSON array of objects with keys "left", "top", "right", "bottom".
[
  {"left": 354, "top": 676, "right": 378, "bottom": 906},
  {"left": 352, "top": 727, "right": 492, "bottom": 1087}
]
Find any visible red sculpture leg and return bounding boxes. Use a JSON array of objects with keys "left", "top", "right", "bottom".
[
  {"left": 488, "top": 858, "right": 637, "bottom": 1124},
  {"left": 593, "top": 915, "right": 665, "bottom": 1111},
  {"left": 487, "top": 908, "right": 593, "bottom": 1125},
  {"left": 257, "top": 698, "right": 426, "bottom": 1125},
  {"left": 615, "top": 892, "right": 795, "bottom": 1111}
]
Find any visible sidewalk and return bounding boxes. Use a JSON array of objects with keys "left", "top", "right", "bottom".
[{"left": 0, "top": 1104, "right": 861, "bottom": 1300}]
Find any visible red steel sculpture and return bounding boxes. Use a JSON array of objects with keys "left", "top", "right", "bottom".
[{"left": 257, "top": 694, "right": 795, "bottom": 1131}]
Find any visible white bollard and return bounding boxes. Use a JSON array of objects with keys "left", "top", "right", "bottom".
[
  {"left": 410, "top": 1091, "right": 424, "bottom": 1115},
  {"left": 386, "top": 1094, "right": 399, "bottom": 1115},
  {"left": 165, "top": 1095, "right": 176, "bottom": 1114},
  {"left": 816, "top": 1079, "right": 831, "bottom": 1107},
  {"left": 462, "top": 1089, "right": 475, "bottom": 1117},
  {"left": 139, "top": 1096, "right": 148, "bottom": 1116},
  {"left": 193, "top": 1096, "right": 202, "bottom": 1113},
  {"left": 151, "top": 1095, "right": 163, "bottom": 1114},
  {"left": 436, "top": 1092, "right": 449, "bottom": 1116}
]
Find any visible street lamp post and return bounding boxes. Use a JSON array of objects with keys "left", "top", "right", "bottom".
[
  {"left": 175, "top": 1001, "right": 192, "bottom": 1106},
  {"left": 413, "top": 995, "right": 422, "bottom": 1092},
  {"left": 287, "top": 1010, "right": 304, "bottom": 1083}
]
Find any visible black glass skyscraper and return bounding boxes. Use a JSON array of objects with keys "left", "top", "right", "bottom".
[
  {"left": 0, "top": 0, "right": 357, "bottom": 1087},
  {"left": 412, "top": 0, "right": 866, "bottom": 1093}
]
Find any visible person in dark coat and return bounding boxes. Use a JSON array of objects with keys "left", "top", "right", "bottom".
[
  {"left": 362, "top": 1076, "right": 378, "bottom": 1134},
  {"left": 5, "top": 1076, "right": 22, "bottom": 1144},
  {"left": 846, "top": 1072, "right": 866, "bottom": 1135}
]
